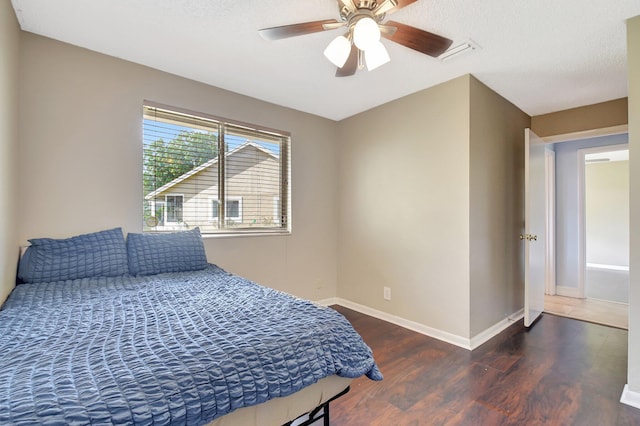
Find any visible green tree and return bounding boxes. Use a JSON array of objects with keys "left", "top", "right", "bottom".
[{"left": 144, "top": 130, "right": 218, "bottom": 196}]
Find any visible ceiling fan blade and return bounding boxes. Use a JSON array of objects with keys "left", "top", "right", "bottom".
[
  {"left": 382, "top": 20, "right": 453, "bottom": 57},
  {"left": 259, "top": 19, "right": 342, "bottom": 41},
  {"left": 385, "top": 0, "right": 419, "bottom": 14},
  {"left": 336, "top": 45, "right": 358, "bottom": 77}
]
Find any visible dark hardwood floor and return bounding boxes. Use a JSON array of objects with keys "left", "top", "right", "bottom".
[{"left": 330, "top": 305, "right": 640, "bottom": 425}]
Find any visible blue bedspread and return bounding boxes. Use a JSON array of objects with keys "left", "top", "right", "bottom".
[{"left": 0, "top": 265, "right": 382, "bottom": 425}]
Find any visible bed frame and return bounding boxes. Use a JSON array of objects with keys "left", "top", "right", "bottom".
[
  {"left": 205, "top": 375, "right": 352, "bottom": 426},
  {"left": 285, "top": 386, "right": 350, "bottom": 426}
]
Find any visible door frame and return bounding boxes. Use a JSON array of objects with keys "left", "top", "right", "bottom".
[
  {"left": 577, "top": 142, "right": 629, "bottom": 298},
  {"left": 545, "top": 148, "right": 556, "bottom": 295},
  {"left": 541, "top": 125, "right": 628, "bottom": 144}
]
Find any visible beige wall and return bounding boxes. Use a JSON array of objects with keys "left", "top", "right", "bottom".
[
  {"left": 627, "top": 14, "right": 640, "bottom": 395},
  {"left": 585, "top": 160, "right": 629, "bottom": 266},
  {"left": 468, "top": 76, "right": 530, "bottom": 336},
  {"left": 337, "top": 76, "right": 472, "bottom": 338},
  {"left": 337, "top": 75, "right": 530, "bottom": 340},
  {"left": 17, "top": 33, "right": 340, "bottom": 301},
  {"left": 16, "top": 32, "right": 532, "bottom": 343},
  {"left": 11, "top": 30, "right": 531, "bottom": 343},
  {"left": 13, "top": 20, "right": 628, "bottom": 350},
  {"left": 531, "top": 98, "right": 628, "bottom": 138},
  {"left": 0, "top": 3, "right": 20, "bottom": 303}
]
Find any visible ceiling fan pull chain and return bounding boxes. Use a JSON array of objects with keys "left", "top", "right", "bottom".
[{"left": 357, "top": 49, "right": 365, "bottom": 69}]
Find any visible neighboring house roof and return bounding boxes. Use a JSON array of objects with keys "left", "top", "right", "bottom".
[{"left": 145, "top": 141, "right": 277, "bottom": 200}]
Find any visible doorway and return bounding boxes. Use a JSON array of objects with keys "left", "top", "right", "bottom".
[
  {"left": 542, "top": 132, "right": 629, "bottom": 329},
  {"left": 582, "top": 145, "right": 629, "bottom": 304}
]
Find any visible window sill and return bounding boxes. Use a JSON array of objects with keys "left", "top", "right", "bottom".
[{"left": 200, "top": 230, "right": 291, "bottom": 239}]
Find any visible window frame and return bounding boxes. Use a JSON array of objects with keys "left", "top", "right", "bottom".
[{"left": 143, "top": 101, "right": 291, "bottom": 237}]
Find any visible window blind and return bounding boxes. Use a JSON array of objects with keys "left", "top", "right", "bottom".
[{"left": 142, "top": 103, "right": 290, "bottom": 235}]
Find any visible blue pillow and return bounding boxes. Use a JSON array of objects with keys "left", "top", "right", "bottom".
[
  {"left": 127, "top": 228, "right": 208, "bottom": 276},
  {"left": 18, "top": 228, "right": 128, "bottom": 283}
]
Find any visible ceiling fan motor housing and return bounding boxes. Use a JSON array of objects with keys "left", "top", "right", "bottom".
[{"left": 339, "top": 0, "right": 386, "bottom": 22}]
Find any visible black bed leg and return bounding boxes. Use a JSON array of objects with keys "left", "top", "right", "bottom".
[
  {"left": 324, "top": 403, "right": 330, "bottom": 426},
  {"left": 282, "top": 386, "right": 349, "bottom": 426}
]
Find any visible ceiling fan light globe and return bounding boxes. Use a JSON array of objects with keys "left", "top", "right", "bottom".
[
  {"left": 365, "top": 41, "right": 390, "bottom": 71},
  {"left": 353, "top": 17, "right": 380, "bottom": 51},
  {"left": 324, "top": 35, "right": 351, "bottom": 68}
]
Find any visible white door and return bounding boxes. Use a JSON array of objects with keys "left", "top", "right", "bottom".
[{"left": 524, "top": 129, "right": 546, "bottom": 327}]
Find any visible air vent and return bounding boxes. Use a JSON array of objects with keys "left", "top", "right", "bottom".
[{"left": 439, "top": 40, "right": 480, "bottom": 62}]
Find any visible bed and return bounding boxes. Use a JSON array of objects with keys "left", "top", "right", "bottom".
[{"left": 0, "top": 228, "right": 382, "bottom": 425}]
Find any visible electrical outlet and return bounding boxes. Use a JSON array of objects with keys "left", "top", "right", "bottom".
[{"left": 383, "top": 286, "right": 391, "bottom": 301}]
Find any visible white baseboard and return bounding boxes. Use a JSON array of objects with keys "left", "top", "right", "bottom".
[
  {"left": 334, "top": 298, "right": 471, "bottom": 349},
  {"left": 621, "top": 384, "right": 640, "bottom": 409},
  {"left": 319, "top": 297, "right": 523, "bottom": 351},
  {"left": 469, "top": 308, "right": 525, "bottom": 350},
  {"left": 556, "top": 285, "right": 582, "bottom": 298},
  {"left": 314, "top": 297, "right": 339, "bottom": 307}
]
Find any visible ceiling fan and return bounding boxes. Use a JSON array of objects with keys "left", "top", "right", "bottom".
[{"left": 258, "top": 0, "right": 453, "bottom": 77}]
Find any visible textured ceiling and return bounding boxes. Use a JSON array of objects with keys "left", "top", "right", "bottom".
[{"left": 10, "top": 0, "right": 640, "bottom": 121}]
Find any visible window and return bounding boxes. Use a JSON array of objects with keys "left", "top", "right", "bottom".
[
  {"left": 211, "top": 197, "right": 243, "bottom": 222},
  {"left": 143, "top": 102, "right": 290, "bottom": 235},
  {"left": 211, "top": 199, "right": 219, "bottom": 221},
  {"left": 165, "top": 195, "right": 183, "bottom": 224},
  {"left": 226, "top": 199, "right": 241, "bottom": 221}
]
